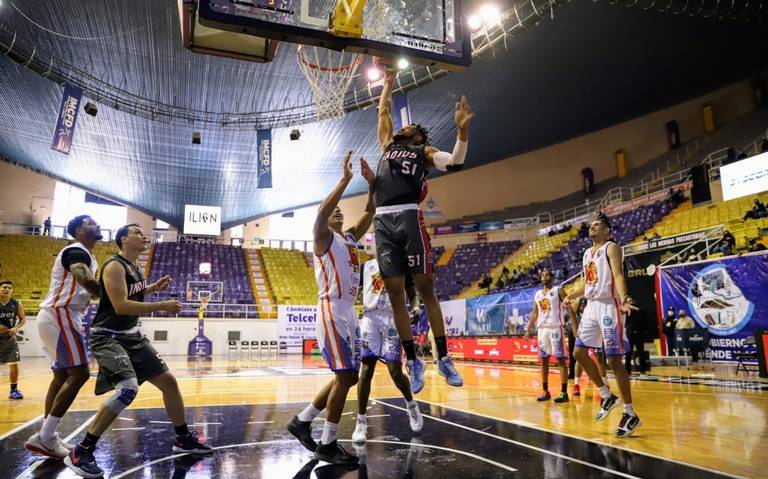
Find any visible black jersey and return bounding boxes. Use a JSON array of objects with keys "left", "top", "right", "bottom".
[
  {"left": 93, "top": 254, "right": 148, "bottom": 332},
  {"left": 0, "top": 299, "right": 19, "bottom": 329},
  {"left": 374, "top": 142, "right": 429, "bottom": 208}
]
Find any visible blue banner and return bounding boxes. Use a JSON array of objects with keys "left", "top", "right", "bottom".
[
  {"left": 257, "top": 129, "right": 272, "bottom": 189},
  {"left": 658, "top": 252, "right": 768, "bottom": 362},
  {"left": 466, "top": 293, "right": 508, "bottom": 336},
  {"left": 504, "top": 287, "right": 538, "bottom": 335},
  {"left": 51, "top": 84, "right": 83, "bottom": 155},
  {"left": 479, "top": 221, "right": 505, "bottom": 231},
  {"left": 392, "top": 93, "right": 411, "bottom": 131},
  {"left": 457, "top": 223, "right": 479, "bottom": 233}
]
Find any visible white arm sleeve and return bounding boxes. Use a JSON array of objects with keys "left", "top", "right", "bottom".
[{"left": 432, "top": 139, "right": 468, "bottom": 171}]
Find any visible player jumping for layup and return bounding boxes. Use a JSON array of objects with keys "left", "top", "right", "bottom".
[
  {"left": 25, "top": 215, "right": 101, "bottom": 459},
  {"left": 566, "top": 213, "right": 641, "bottom": 437},
  {"left": 288, "top": 151, "right": 375, "bottom": 465},
  {"left": 352, "top": 261, "right": 423, "bottom": 443},
  {"left": 525, "top": 269, "right": 575, "bottom": 403},
  {"left": 374, "top": 66, "right": 474, "bottom": 391}
]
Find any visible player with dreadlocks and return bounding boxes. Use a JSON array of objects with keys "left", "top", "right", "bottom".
[{"left": 371, "top": 63, "right": 475, "bottom": 392}]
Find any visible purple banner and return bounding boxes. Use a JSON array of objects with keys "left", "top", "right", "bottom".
[
  {"left": 51, "top": 84, "right": 83, "bottom": 155},
  {"left": 433, "top": 225, "right": 457, "bottom": 235},
  {"left": 658, "top": 252, "right": 768, "bottom": 362}
]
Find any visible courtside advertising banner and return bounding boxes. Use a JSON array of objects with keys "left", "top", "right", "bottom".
[
  {"left": 51, "top": 83, "right": 83, "bottom": 155},
  {"left": 658, "top": 252, "right": 768, "bottom": 361},
  {"left": 441, "top": 299, "right": 466, "bottom": 336},
  {"left": 504, "top": 286, "right": 539, "bottom": 335},
  {"left": 278, "top": 305, "right": 317, "bottom": 351},
  {"left": 257, "top": 129, "right": 272, "bottom": 189},
  {"left": 466, "top": 293, "right": 508, "bottom": 335}
]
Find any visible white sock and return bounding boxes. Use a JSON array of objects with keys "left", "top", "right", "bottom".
[
  {"left": 297, "top": 404, "right": 322, "bottom": 423},
  {"left": 598, "top": 385, "right": 611, "bottom": 400},
  {"left": 406, "top": 399, "right": 418, "bottom": 409},
  {"left": 320, "top": 421, "right": 338, "bottom": 445},
  {"left": 623, "top": 403, "right": 636, "bottom": 416},
  {"left": 40, "top": 415, "right": 61, "bottom": 442},
  {"left": 357, "top": 414, "right": 367, "bottom": 424},
  {"left": 602, "top": 376, "right": 609, "bottom": 386}
]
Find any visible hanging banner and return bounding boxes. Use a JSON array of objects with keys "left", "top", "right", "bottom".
[
  {"left": 257, "top": 129, "right": 272, "bottom": 189},
  {"left": 51, "top": 83, "right": 83, "bottom": 155},
  {"left": 277, "top": 305, "right": 317, "bottom": 352},
  {"left": 433, "top": 225, "right": 457, "bottom": 235},
  {"left": 392, "top": 93, "right": 411, "bottom": 131},
  {"left": 658, "top": 252, "right": 768, "bottom": 362}
]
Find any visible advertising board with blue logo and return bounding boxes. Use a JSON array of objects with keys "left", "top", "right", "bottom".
[
  {"left": 278, "top": 305, "right": 317, "bottom": 351},
  {"left": 658, "top": 252, "right": 768, "bottom": 362}
]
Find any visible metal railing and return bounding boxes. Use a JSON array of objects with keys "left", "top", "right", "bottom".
[
  {"left": 707, "top": 130, "right": 767, "bottom": 183},
  {"left": 19, "top": 299, "right": 270, "bottom": 320}
]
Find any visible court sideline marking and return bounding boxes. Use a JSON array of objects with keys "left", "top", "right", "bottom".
[
  {"left": 379, "top": 399, "right": 643, "bottom": 479},
  {"left": 405, "top": 397, "right": 749, "bottom": 479},
  {"left": 109, "top": 438, "right": 516, "bottom": 478},
  {"left": 0, "top": 415, "right": 42, "bottom": 442}
]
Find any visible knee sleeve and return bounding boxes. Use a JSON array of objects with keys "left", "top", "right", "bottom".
[{"left": 104, "top": 377, "right": 139, "bottom": 414}]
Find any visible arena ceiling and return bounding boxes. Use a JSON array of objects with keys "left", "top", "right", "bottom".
[{"left": 0, "top": 0, "right": 767, "bottom": 228}]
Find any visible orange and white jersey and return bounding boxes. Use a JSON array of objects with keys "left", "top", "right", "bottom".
[
  {"left": 582, "top": 241, "right": 618, "bottom": 301},
  {"left": 40, "top": 242, "right": 98, "bottom": 313},
  {"left": 362, "top": 260, "right": 390, "bottom": 312},
  {"left": 314, "top": 231, "right": 361, "bottom": 303},
  {"left": 534, "top": 287, "right": 563, "bottom": 328}
]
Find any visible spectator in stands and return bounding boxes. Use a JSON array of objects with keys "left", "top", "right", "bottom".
[
  {"left": 667, "top": 188, "right": 686, "bottom": 209},
  {"left": 479, "top": 274, "right": 492, "bottom": 294},
  {"left": 662, "top": 307, "right": 677, "bottom": 355},
  {"left": 675, "top": 310, "right": 698, "bottom": 362},
  {"left": 686, "top": 249, "right": 700, "bottom": 263},
  {"left": 652, "top": 232, "right": 661, "bottom": 240},
  {"left": 761, "top": 137, "right": 768, "bottom": 153},
  {"left": 500, "top": 266, "right": 510, "bottom": 284},
  {"left": 743, "top": 198, "right": 768, "bottom": 221},
  {"left": 748, "top": 238, "right": 767, "bottom": 252},
  {"left": 494, "top": 276, "right": 505, "bottom": 292},
  {"left": 43, "top": 217, "right": 52, "bottom": 236},
  {"left": 717, "top": 230, "right": 736, "bottom": 256}
]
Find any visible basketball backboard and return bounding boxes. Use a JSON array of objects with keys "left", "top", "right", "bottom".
[
  {"left": 186, "top": 280, "right": 224, "bottom": 302},
  {"left": 193, "top": 0, "right": 471, "bottom": 70}
]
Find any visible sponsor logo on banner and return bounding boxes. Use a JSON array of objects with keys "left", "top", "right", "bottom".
[
  {"left": 603, "top": 182, "right": 690, "bottom": 216},
  {"left": 441, "top": 299, "right": 466, "bottom": 336},
  {"left": 278, "top": 305, "right": 317, "bottom": 352},
  {"left": 659, "top": 252, "right": 767, "bottom": 362},
  {"left": 447, "top": 337, "right": 561, "bottom": 364},
  {"left": 257, "top": 129, "right": 272, "bottom": 189},
  {"left": 624, "top": 225, "right": 723, "bottom": 255},
  {"left": 183, "top": 205, "right": 222, "bottom": 236},
  {"left": 433, "top": 225, "right": 457, "bottom": 235},
  {"left": 51, "top": 83, "right": 83, "bottom": 155}
]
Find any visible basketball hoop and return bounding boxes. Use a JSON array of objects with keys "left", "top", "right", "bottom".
[{"left": 297, "top": 45, "right": 362, "bottom": 121}]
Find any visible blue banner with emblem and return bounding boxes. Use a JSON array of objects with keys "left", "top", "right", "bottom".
[
  {"left": 392, "top": 93, "right": 411, "bottom": 131},
  {"left": 658, "top": 252, "right": 768, "bottom": 362},
  {"left": 51, "top": 83, "right": 83, "bottom": 155},
  {"left": 504, "top": 287, "right": 539, "bottom": 335},
  {"left": 257, "top": 129, "right": 272, "bottom": 189},
  {"left": 466, "top": 293, "right": 508, "bottom": 336}
]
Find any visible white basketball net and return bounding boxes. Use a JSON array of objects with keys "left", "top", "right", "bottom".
[{"left": 297, "top": 45, "right": 362, "bottom": 121}]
